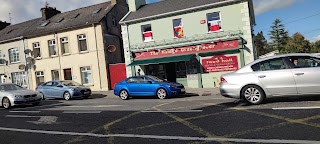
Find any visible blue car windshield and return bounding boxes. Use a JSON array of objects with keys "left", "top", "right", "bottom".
[
  {"left": 0, "top": 84, "right": 24, "bottom": 91},
  {"left": 148, "top": 76, "right": 167, "bottom": 82},
  {"left": 60, "top": 81, "right": 82, "bottom": 86}
]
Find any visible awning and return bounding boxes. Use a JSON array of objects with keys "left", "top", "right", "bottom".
[{"left": 128, "top": 54, "right": 194, "bottom": 66}]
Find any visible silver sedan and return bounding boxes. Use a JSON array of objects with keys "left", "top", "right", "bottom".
[
  {"left": 0, "top": 83, "right": 42, "bottom": 109},
  {"left": 219, "top": 53, "right": 320, "bottom": 104}
]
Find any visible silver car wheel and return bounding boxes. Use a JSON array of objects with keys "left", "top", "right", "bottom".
[
  {"left": 157, "top": 88, "right": 167, "bottom": 99},
  {"left": 64, "top": 92, "right": 71, "bottom": 101},
  {"left": 244, "top": 87, "right": 261, "bottom": 103},
  {"left": 120, "top": 90, "right": 128, "bottom": 100},
  {"left": 2, "top": 97, "right": 11, "bottom": 109}
]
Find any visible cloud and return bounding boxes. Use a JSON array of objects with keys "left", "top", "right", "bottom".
[
  {"left": 311, "top": 35, "right": 320, "bottom": 42},
  {"left": 253, "top": 0, "right": 299, "bottom": 15},
  {"left": 0, "top": 0, "right": 107, "bottom": 24}
]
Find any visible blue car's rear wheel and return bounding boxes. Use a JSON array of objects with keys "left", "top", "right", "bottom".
[
  {"left": 157, "top": 88, "right": 167, "bottom": 99},
  {"left": 120, "top": 90, "right": 129, "bottom": 100}
]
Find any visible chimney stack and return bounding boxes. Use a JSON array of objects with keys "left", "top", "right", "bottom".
[
  {"left": 128, "top": 0, "right": 146, "bottom": 12},
  {"left": 111, "top": 0, "right": 127, "bottom": 6},
  {"left": 0, "top": 21, "right": 10, "bottom": 30},
  {"left": 40, "top": 6, "right": 61, "bottom": 21}
]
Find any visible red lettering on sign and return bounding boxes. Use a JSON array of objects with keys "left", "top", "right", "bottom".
[{"left": 134, "top": 40, "right": 239, "bottom": 60}]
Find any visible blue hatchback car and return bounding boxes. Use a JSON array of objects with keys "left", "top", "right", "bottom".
[
  {"left": 114, "top": 75, "right": 185, "bottom": 100},
  {"left": 36, "top": 80, "right": 92, "bottom": 100}
]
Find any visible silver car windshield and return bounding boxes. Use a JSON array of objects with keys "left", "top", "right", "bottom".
[
  {"left": 0, "top": 84, "right": 24, "bottom": 91},
  {"left": 60, "top": 81, "right": 82, "bottom": 86}
]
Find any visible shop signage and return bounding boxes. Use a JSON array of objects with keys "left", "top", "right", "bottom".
[
  {"left": 202, "top": 55, "right": 238, "bottom": 72},
  {"left": 134, "top": 40, "right": 239, "bottom": 60}
]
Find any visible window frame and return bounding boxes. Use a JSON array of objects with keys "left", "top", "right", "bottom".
[
  {"left": 173, "top": 18, "right": 184, "bottom": 38},
  {"left": 51, "top": 70, "right": 60, "bottom": 81},
  {"left": 0, "top": 50, "right": 5, "bottom": 65},
  {"left": 8, "top": 48, "right": 20, "bottom": 63},
  {"left": 35, "top": 71, "right": 45, "bottom": 85},
  {"left": 60, "top": 37, "right": 70, "bottom": 55},
  {"left": 78, "top": 34, "right": 88, "bottom": 52},
  {"left": 33, "top": 42, "right": 41, "bottom": 58},
  {"left": 206, "top": 12, "right": 222, "bottom": 33},
  {"left": 80, "top": 66, "right": 92, "bottom": 84},
  {"left": 48, "top": 39, "right": 57, "bottom": 57},
  {"left": 11, "top": 72, "right": 27, "bottom": 87},
  {"left": 141, "top": 24, "right": 153, "bottom": 42}
]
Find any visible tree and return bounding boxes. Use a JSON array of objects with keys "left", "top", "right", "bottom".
[
  {"left": 269, "top": 19, "right": 289, "bottom": 53},
  {"left": 311, "top": 40, "right": 320, "bottom": 53},
  {"left": 254, "top": 31, "right": 270, "bottom": 56},
  {"left": 285, "top": 33, "right": 311, "bottom": 53}
]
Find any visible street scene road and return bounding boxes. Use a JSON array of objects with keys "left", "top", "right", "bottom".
[{"left": 1, "top": 89, "right": 320, "bottom": 144}]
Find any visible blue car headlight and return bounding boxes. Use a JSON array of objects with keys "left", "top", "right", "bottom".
[{"left": 169, "top": 85, "right": 176, "bottom": 88}]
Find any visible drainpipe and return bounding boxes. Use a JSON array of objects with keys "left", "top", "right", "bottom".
[
  {"left": 54, "top": 32, "right": 62, "bottom": 80},
  {"left": 22, "top": 38, "right": 31, "bottom": 89},
  {"left": 124, "top": 23, "right": 135, "bottom": 77},
  {"left": 93, "top": 24, "right": 103, "bottom": 90}
]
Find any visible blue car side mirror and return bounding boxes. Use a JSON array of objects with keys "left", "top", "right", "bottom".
[{"left": 147, "top": 81, "right": 153, "bottom": 84}]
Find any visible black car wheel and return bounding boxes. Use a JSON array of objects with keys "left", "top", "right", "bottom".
[
  {"left": 119, "top": 90, "right": 129, "bottom": 100},
  {"left": 2, "top": 97, "right": 11, "bottom": 109},
  {"left": 241, "top": 85, "right": 265, "bottom": 105},
  {"left": 157, "top": 88, "right": 167, "bottom": 99},
  {"left": 63, "top": 92, "right": 71, "bottom": 101}
]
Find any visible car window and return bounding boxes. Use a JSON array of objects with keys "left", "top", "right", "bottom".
[
  {"left": 252, "top": 58, "right": 287, "bottom": 72},
  {"left": 137, "top": 77, "right": 149, "bottom": 83},
  {"left": 126, "top": 77, "right": 139, "bottom": 83},
  {"left": 52, "top": 82, "right": 59, "bottom": 86},
  {"left": 288, "top": 56, "right": 320, "bottom": 68},
  {"left": 44, "top": 82, "right": 53, "bottom": 86}
]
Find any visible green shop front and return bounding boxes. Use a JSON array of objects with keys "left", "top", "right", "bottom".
[{"left": 128, "top": 38, "right": 246, "bottom": 88}]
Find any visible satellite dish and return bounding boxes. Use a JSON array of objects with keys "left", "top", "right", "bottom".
[
  {"left": 18, "top": 64, "right": 26, "bottom": 70},
  {"left": 24, "top": 49, "right": 32, "bottom": 54},
  {"left": 107, "top": 45, "right": 117, "bottom": 53}
]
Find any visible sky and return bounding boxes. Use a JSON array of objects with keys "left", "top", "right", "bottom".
[{"left": 0, "top": 0, "right": 319, "bottom": 42}]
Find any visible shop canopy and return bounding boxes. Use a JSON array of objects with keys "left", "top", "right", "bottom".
[{"left": 128, "top": 54, "right": 194, "bottom": 66}]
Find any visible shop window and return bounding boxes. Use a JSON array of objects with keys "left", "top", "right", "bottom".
[
  {"left": 33, "top": 42, "right": 41, "bottom": 58},
  {"left": 81, "top": 66, "right": 92, "bottom": 84},
  {"left": 207, "top": 12, "right": 222, "bottom": 32},
  {"left": 36, "top": 71, "right": 45, "bottom": 86},
  {"left": 51, "top": 70, "right": 60, "bottom": 81},
  {"left": 48, "top": 40, "right": 57, "bottom": 56},
  {"left": 8, "top": 48, "right": 20, "bottom": 63},
  {"left": 175, "top": 61, "right": 187, "bottom": 78},
  {"left": 141, "top": 24, "right": 153, "bottom": 42},
  {"left": 78, "top": 34, "right": 88, "bottom": 52},
  {"left": 173, "top": 19, "right": 184, "bottom": 38},
  {"left": 146, "top": 64, "right": 167, "bottom": 80},
  {"left": 11, "top": 72, "right": 27, "bottom": 87},
  {"left": 60, "top": 37, "right": 70, "bottom": 54},
  {"left": 186, "top": 56, "right": 200, "bottom": 74}
]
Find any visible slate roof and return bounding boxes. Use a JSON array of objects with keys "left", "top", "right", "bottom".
[
  {"left": 0, "top": 1, "right": 114, "bottom": 42},
  {"left": 123, "top": 0, "right": 231, "bottom": 22}
]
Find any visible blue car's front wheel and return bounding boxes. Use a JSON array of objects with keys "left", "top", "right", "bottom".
[
  {"left": 120, "top": 90, "right": 129, "bottom": 100},
  {"left": 157, "top": 88, "right": 167, "bottom": 99}
]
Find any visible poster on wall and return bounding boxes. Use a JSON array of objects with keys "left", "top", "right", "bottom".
[{"left": 202, "top": 55, "right": 238, "bottom": 72}]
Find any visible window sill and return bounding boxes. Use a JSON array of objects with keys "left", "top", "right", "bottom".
[
  {"left": 83, "top": 83, "right": 94, "bottom": 86},
  {"left": 35, "top": 57, "right": 42, "bottom": 60},
  {"left": 144, "top": 40, "right": 154, "bottom": 43},
  {"left": 207, "top": 29, "right": 224, "bottom": 34},
  {"left": 79, "top": 51, "right": 89, "bottom": 54},
  {"left": 50, "top": 55, "right": 58, "bottom": 58},
  {"left": 174, "top": 36, "right": 184, "bottom": 39},
  {"left": 10, "top": 61, "right": 21, "bottom": 64},
  {"left": 62, "top": 53, "right": 71, "bottom": 56}
]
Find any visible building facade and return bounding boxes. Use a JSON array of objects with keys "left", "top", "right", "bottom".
[
  {"left": 120, "top": 0, "right": 256, "bottom": 88},
  {"left": 0, "top": 0, "right": 128, "bottom": 91}
]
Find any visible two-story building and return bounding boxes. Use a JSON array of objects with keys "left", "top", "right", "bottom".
[
  {"left": 0, "top": 0, "right": 128, "bottom": 91},
  {"left": 120, "top": 0, "right": 256, "bottom": 88}
]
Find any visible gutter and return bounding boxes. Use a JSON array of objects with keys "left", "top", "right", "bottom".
[
  {"left": 120, "top": 0, "right": 242, "bottom": 24},
  {"left": 0, "top": 36, "right": 24, "bottom": 44},
  {"left": 92, "top": 24, "right": 103, "bottom": 90},
  {"left": 119, "top": 11, "right": 132, "bottom": 25}
]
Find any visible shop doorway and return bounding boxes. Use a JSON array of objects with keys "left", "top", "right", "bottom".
[
  {"left": 165, "top": 63, "right": 176, "bottom": 82},
  {"left": 64, "top": 68, "right": 72, "bottom": 80}
]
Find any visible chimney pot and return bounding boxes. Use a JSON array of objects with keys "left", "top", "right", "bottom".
[
  {"left": 0, "top": 21, "right": 10, "bottom": 30},
  {"left": 41, "top": 6, "right": 61, "bottom": 20}
]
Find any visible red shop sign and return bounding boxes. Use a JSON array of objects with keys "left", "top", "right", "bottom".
[
  {"left": 134, "top": 40, "right": 239, "bottom": 60},
  {"left": 202, "top": 55, "right": 238, "bottom": 72}
]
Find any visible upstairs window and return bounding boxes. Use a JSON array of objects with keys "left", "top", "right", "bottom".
[
  {"left": 60, "top": 37, "right": 70, "bottom": 54},
  {"left": 141, "top": 24, "right": 153, "bottom": 42},
  {"left": 78, "top": 34, "right": 88, "bottom": 52},
  {"left": 48, "top": 40, "right": 57, "bottom": 56},
  {"left": 0, "top": 50, "right": 5, "bottom": 65},
  {"left": 33, "top": 42, "right": 41, "bottom": 58},
  {"left": 207, "top": 12, "right": 222, "bottom": 32},
  {"left": 8, "top": 48, "right": 20, "bottom": 63},
  {"left": 173, "top": 19, "right": 184, "bottom": 38}
]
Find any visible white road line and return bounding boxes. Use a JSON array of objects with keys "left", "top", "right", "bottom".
[
  {"left": 10, "top": 111, "right": 41, "bottom": 113},
  {"left": 0, "top": 127, "right": 318, "bottom": 144},
  {"left": 67, "top": 105, "right": 123, "bottom": 108},
  {"left": 272, "top": 106, "right": 320, "bottom": 110},
  {"left": 141, "top": 110, "right": 203, "bottom": 113},
  {"left": 63, "top": 111, "right": 102, "bottom": 114}
]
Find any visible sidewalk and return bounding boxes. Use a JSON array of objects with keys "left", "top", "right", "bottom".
[{"left": 93, "top": 88, "right": 220, "bottom": 97}]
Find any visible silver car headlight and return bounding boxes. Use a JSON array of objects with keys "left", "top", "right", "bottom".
[{"left": 15, "top": 95, "right": 24, "bottom": 98}]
